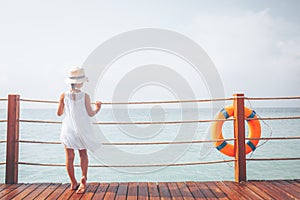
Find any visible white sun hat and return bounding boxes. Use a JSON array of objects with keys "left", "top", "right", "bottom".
[{"left": 64, "top": 67, "right": 88, "bottom": 84}]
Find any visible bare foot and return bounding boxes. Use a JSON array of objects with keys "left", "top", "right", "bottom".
[
  {"left": 70, "top": 181, "right": 79, "bottom": 190},
  {"left": 76, "top": 176, "right": 87, "bottom": 194}
]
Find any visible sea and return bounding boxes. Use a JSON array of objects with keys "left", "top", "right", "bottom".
[{"left": 0, "top": 105, "right": 299, "bottom": 183}]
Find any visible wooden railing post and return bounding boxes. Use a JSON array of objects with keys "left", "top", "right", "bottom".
[
  {"left": 233, "top": 93, "right": 246, "bottom": 182},
  {"left": 5, "top": 94, "right": 20, "bottom": 184}
]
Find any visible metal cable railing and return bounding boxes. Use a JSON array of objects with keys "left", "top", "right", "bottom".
[{"left": 18, "top": 160, "right": 236, "bottom": 168}]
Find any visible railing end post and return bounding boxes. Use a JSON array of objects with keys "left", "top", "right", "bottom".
[
  {"left": 233, "top": 93, "right": 246, "bottom": 182},
  {"left": 5, "top": 94, "right": 20, "bottom": 184}
]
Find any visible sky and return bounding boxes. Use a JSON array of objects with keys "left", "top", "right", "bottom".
[{"left": 0, "top": 0, "right": 300, "bottom": 108}]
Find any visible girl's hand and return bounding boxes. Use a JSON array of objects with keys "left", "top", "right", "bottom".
[{"left": 95, "top": 101, "right": 102, "bottom": 112}]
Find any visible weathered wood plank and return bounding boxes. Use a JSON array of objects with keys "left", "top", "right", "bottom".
[
  {"left": 22, "top": 183, "right": 51, "bottom": 200},
  {"left": 223, "top": 181, "right": 251, "bottom": 199},
  {"left": 227, "top": 181, "right": 263, "bottom": 200},
  {"left": 288, "top": 180, "right": 300, "bottom": 189},
  {"left": 148, "top": 182, "right": 159, "bottom": 200},
  {"left": 252, "top": 181, "right": 293, "bottom": 200},
  {"left": 92, "top": 183, "right": 109, "bottom": 200},
  {"left": 167, "top": 182, "right": 183, "bottom": 200},
  {"left": 103, "top": 182, "right": 118, "bottom": 200},
  {"left": 0, "top": 183, "right": 30, "bottom": 199},
  {"left": 158, "top": 182, "right": 171, "bottom": 200},
  {"left": 214, "top": 181, "right": 242, "bottom": 200},
  {"left": 68, "top": 183, "right": 93, "bottom": 200},
  {"left": 55, "top": 183, "right": 75, "bottom": 200},
  {"left": 34, "top": 183, "right": 61, "bottom": 199},
  {"left": 195, "top": 182, "right": 217, "bottom": 199},
  {"left": 11, "top": 183, "right": 41, "bottom": 199},
  {"left": 46, "top": 183, "right": 69, "bottom": 199},
  {"left": 186, "top": 182, "right": 205, "bottom": 199},
  {"left": 115, "top": 182, "right": 128, "bottom": 200},
  {"left": 204, "top": 182, "right": 229, "bottom": 200},
  {"left": 81, "top": 182, "right": 100, "bottom": 200},
  {"left": 274, "top": 181, "right": 300, "bottom": 199},
  {"left": 0, "top": 184, "right": 10, "bottom": 192},
  {"left": 0, "top": 180, "right": 298, "bottom": 199},
  {"left": 270, "top": 181, "right": 300, "bottom": 199},
  {"left": 138, "top": 182, "right": 149, "bottom": 200},
  {"left": 127, "top": 182, "right": 138, "bottom": 200},
  {"left": 243, "top": 181, "right": 273, "bottom": 199}
]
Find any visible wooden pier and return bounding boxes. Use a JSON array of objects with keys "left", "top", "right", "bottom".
[{"left": 1, "top": 180, "right": 300, "bottom": 199}]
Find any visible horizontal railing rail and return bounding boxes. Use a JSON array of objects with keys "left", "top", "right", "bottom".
[
  {"left": 18, "top": 138, "right": 236, "bottom": 145},
  {"left": 16, "top": 136, "right": 300, "bottom": 146},
  {"left": 1, "top": 94, "right": 300, "bottom": 184},
  {"left": 19, "top": 118, "right": 233, "bottom": 125},
  {"left": 17, "top": 159, "right": 236, "bottom": 168}
]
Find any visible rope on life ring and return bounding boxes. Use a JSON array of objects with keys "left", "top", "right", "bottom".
[{"left": 211, "top": 105, "right": 261, "bottom": 157}]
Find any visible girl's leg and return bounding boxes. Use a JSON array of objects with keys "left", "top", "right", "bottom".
[
  {"left": 79, "top": 149, "right": 88, "bottom": 178},
  {"left": 64, "top": 147, "right": 78, "bottom": 189},
  {"left": 77, "top": 149, "right": 88, "bottom": 193}
]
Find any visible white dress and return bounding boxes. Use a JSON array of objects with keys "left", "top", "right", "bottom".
[{"left": 60, "top": 91, "right": 101, "bottom": 152}]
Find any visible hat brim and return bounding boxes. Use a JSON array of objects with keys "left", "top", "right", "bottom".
[{"left": 65, "top": 77, "right": 88, "bottom": 84}]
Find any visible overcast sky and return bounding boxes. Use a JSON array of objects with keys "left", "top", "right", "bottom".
[{"left": 0, "top": 0, "right": 299, "bottom": 107}]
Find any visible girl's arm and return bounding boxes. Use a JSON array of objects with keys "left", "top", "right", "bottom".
[
  {"left": 57, "top": 93, "right": 65, "bottom": 116},
  {"left": 85, "top": 93, "right": 101, "bottom": 117}
]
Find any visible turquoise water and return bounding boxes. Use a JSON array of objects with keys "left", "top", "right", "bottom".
[{"left": 0, "top": 106, "right": 299, "bottom": 183}]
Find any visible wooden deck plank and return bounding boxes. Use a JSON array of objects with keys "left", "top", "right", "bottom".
[
  {"left": 11, "top": 183, "right": 41, "bottom": 199},
  {"left": 47, "top": 183, "right": 69, "bottom": 199},
  {"left": 55, "top": 183, "right": 75, "bottom": 200},
  {"left": 81, "top": 182, "right": 100, "bottom": 200},
  {"left": 0, "top": 184, "right": 21, "bottom": 198},
  {"left": 0, "top": 184, "right": 10, "bottom": 192},
  {"left": 0, "top": 183, "right": 31, "bottom": 200},
  {"left": 68, "top": 183, "right": 93, "bottom": 200},
  {"left": 115, "top": 182, "right": 128, "bottom": 200},
  {"left": 158, "top": 182, "right": 171, "bottom": 199},
  {"left": 270, "top": 180, "right": 300, "bottom": 199},
  {"left": 274, "top": 181, "right": 300, "bottom": 199},
  {"left": 0, "top": 180, "right": 299, "bottom": 199},
  {"left": 127, "top": 182, "right": 138, "bottom": 200},
  {"left": 204, "top": 182, "right": 229, "bottom": 200},
  {"left": 228, "top": 181, "right": 263, "bottom": 200},
  {"left": 126, "top": 182, "right": 138, "bottom": 200},
  {"left": 103, "top": 182, "right": 119, "bottom": 200},
  {"left": 223, "top": 181, "right": 258, "bottom": 200},
  {"left": 252, "top": 181, "right": 294, "bottom": 200},
  {"left": 288, "top": 180, "right": 300, "bottom": 188},
  {"left": 214, "top": 181, "right": 242, "bottom": 200},
  {"left": 148, "top": 182, "right": 159, "bottom": 200},
  {"left": 186, "top": 182, "right": 206, "bottom": 199},
  {"left": 23, "top": 183, "right": 52, "bottom": 200},
  {"left": 195, "top": 182, "right": 217, "bottom": 200},
  {"left": 34, "top": 183, "right": 61, "bottom": 200},
  {"left": 167, "top": 182, "right": 183, "bottom": 200},
  {"left": 243, "top": 181, "right": 274, "bottom": 199},
  {"left": 92, "top": 183, "right": 109, "bottom": 200},
  {"left": 138, "top": 182, "right": 149, "bottom": 200}
]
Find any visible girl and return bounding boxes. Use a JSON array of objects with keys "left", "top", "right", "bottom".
[{"left": 57, "top": 67, "right": 102, "bottom": 194}]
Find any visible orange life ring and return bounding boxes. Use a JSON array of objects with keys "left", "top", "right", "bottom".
[{"left": 211, "top": 105, "right": 261, "bottom": 157}]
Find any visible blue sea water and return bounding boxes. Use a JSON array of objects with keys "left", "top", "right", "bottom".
[{"left": 0, "top": 106, "right": 299, "bottom": 183}]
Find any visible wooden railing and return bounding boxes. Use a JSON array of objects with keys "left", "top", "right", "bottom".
[{"left": 1, "top": 94, "right": 300, "bottom": 184}]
